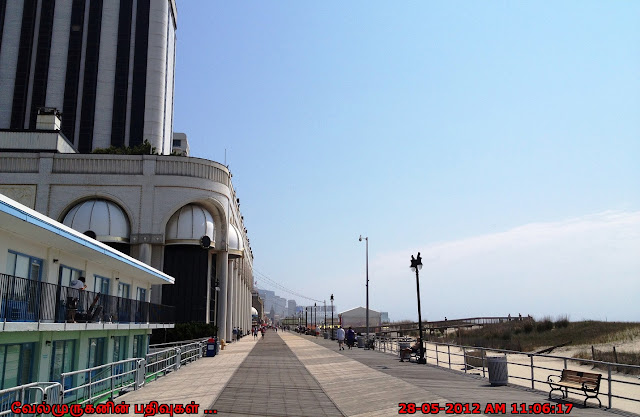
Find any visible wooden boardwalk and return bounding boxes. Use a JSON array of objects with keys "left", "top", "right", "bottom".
[{"left": 119, "top": 330, "right": 638, "bottom": 417}]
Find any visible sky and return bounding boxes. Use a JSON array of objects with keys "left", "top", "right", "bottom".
[{"left": 173, "top": 1, "right": 640, "bottom": 322}]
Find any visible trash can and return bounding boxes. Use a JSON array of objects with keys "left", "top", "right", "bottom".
[
  {"left": 398, "top": 342, "right": 411, "bottom": 360},
  {"left": 324, "top": 332, "right": 328, "bottom": 339},
  {"left": 206, "top": 338, "right": 217, "bottom": 357},
  {"left": 487, "top": 356, "right": 508, "bottom": 386},
  {"left": 357, "top": 336, "right": 365, "bottom": 348}
]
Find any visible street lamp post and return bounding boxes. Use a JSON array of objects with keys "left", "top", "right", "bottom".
[
  {"left": 314, "top": 303, "right": 317, "bottom": 337},
  {"left": 359, "top": 235, "right": 369, "bottom": 344},
  {"left": 324, "top": 300, "right": 327, "bottom": 336},
  {"left": 411, "top": 252, "right": 426, "bottom": 364},
  {"left": 330, "top": 294, "right": 334, "bottom": 339},
  {"left": 305, "top": 307, "right": 308, "bottom": 329}
]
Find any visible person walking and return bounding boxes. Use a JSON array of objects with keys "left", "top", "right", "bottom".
[
  {"left": 336, "top": 326, "right": 345, "bottom": 350},
  {"left": 346, "top": 327, "right": 356, "bottom": 350}
]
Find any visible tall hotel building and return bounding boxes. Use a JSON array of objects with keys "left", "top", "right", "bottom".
[
  {"left": 0, "top": 0, "right": 254, "bottom": 386},
  {"left": 0, "top": 0, "right": 177, "bottom": 154}
]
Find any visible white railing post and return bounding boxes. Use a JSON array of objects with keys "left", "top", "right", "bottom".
[
  {"left": 136, "top": 359, "right": 146, "bottom": 389},
  {"left": 175, "top": 348, "right": 181, "bottom": 371},
  {"left": 110, "top": 363, "right": 115, "bottom": 400},
  {"left": 448, "top": 345, "right": 451, "bottom": 369}
]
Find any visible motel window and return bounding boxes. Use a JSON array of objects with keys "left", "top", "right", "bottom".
[
  {"left": 137, "top": 287, "right": 147, "bottom": 302},
  {"left": 94, "top": 275, "right": 110, "bottom": 295},
  {"left": 0, "top": 343, "right": 35, "bottom": 389},
  {"left": 50, "top": 340, "right": 76, "bottom": 389},
  {"left": 117, "top": 282, "right": 130, "bottom": 299},
  {"left": 87, "top": 338, "right": 106, "bottom": 369},
  {"left": 133, "top": 335, "right": 147, "bottom": 358},
  {"left": 6, "top": 251, "right": 42, "bottom": 281},
  {"left": 113, "top": 336, "right": 128, "bottom": 362},
  {"left": 58, "top": 265, "right": 83, "bottom": 287}
]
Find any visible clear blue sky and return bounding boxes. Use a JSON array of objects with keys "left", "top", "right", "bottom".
[{"left": 173, "top": 1, "right": 640, "bottom": 322}]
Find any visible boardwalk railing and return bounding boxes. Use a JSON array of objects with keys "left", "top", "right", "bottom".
[
  {"left": 0, "top": 339, "right": 210, "bottom": 415},
  {"left": 374, "top": 336, "right": 640, "bottom": 411},
  {"left": 0, "top": 382, "right": 61, "bottom": 416},
  {"left": 0, "top": 273, "right": 174, "bottom": 324}
]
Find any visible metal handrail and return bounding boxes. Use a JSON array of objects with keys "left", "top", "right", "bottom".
[
  {"left": 61, "top": 358, "right": 140, "bottom": 405},
  {"left": 0, "top": 382, "right": 61, "bottom": 416},
  {"left": 0, "top": 272, "right": 174, "bottom": 324},
  {"left": 374, "top": 336, "right": 640, "bottom": 412},
  {"left": 0, "top": 339, "right": 209, "bottom": 414}
]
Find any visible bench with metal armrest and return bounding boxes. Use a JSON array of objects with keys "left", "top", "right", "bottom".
[{"left": 548, "top": 369, "right": 602, "bottom": 407}]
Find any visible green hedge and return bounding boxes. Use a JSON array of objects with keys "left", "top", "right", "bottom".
[{"left": 151, "top": 322, "right": 218, "bottom": 344}]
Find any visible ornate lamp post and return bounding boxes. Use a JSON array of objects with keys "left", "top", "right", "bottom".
[
  {"left": 359, "top": 235, "right": 369, "bottom": 343},
  {"left": 305, "top": 307, "right": 308, "bottom": 329},
  {"left": 411, "top": 252, "right": 426, "bottom": 364},
  {"left": 330, "top": 294, "right": 334, "bottom": 339},
  {"left": 314, "top": 302, "right": 317, "bottom": 337}
]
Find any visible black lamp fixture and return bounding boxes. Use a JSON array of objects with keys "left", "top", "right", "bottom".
[
  {"left": 323, "top": 300, "right": 327, "bottom": 335},
  {"left": 410, "top": 252, "right": 426, "bottom": 364},
  {"left": 359, "top": 235, "right": 369, "bottom": 344},
  {"left": 330, "top": 294, "right": 334, "bottom": 340}
]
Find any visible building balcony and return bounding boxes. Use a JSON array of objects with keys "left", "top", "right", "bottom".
[{"left": 0, "top": 273, "right": 174, "bottom": 331}]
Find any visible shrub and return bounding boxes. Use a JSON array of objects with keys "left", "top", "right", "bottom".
[
  {"left": 151, "top": 322, "right": 217, "bottom": 344},
  {"left": 536, "top": 317, "right": 553, "bottom": 332},
  {"left": 92, "top": 139, "right": 157, "bottom": 155},
  {"left": 555, "top": 315, "right": 570, "bottom": 328}
]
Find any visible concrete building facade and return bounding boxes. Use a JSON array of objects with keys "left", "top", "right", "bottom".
[
  {"left": 0, "top": 148, "right": 254, "bottom": 344},
  {"left": 0, "top": 0, "right": 177, "bottom": 154}
]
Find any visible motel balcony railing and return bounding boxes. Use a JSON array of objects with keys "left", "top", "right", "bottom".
[{"left": 0, "top": 273, "right": 174, "bottom": 324}]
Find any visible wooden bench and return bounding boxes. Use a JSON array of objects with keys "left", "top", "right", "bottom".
[{"left": 547, "top": 369, "right": 602, "bottom": 407}]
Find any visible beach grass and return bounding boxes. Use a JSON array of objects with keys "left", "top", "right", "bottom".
[{"left": 429, "top": 320, "right": 640, "bottom": 362}]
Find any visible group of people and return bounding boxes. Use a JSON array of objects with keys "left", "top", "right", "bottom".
[
  {"left": 251, "top": 326, "right": 267, "bottom": 339},
  {"left": 335, "top": 326, "right": 356, "bottom": 350}
]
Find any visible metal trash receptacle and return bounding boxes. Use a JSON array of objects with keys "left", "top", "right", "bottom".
[
  {"left": 324, "top": 332, "right": 328, "bottom": 339},
  {"left": 398, "top": 342, "right": 411, "bottom": 360},
  {"left": 206, "top": 338, "right": 217, "bottom": 357},
  {"left": 357, "top": 336, "right": 365, "bottom": 348},
  {"left": 487, "top": 356, "right": 508, "bottom": 385}
]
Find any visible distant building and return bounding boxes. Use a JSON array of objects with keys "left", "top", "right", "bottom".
[
  {"left": 381, "top": 312, "right": 390, "bottom": 323},
  {"left": 287, "top": 299, "right": 297, "bottom": 317},
  {"left": 339, "top": 307, "right": 382, "bottom": 328}
]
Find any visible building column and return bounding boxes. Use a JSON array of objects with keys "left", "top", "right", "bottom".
[
  {"left": 243, "top": 281, "right": 247, "bottom": 333},
  {"left": 233, "top": 261, "right": 239, "bottom": 333},
  {"left": 226, "top": 260, "right": 234, "bottom": 342},
  {"left": 216, "top": 251, "right": 228, "bottom": 340}
]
